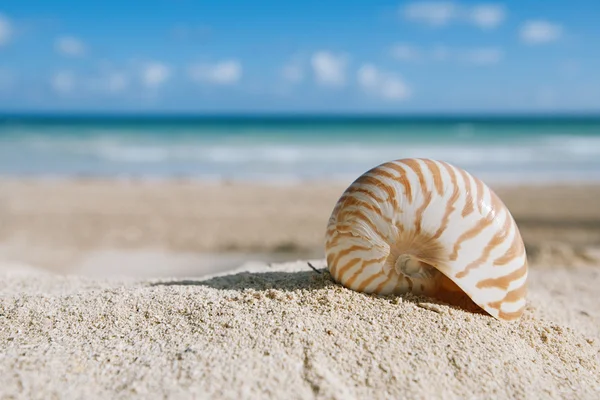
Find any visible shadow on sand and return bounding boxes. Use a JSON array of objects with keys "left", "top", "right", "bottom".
[
  {"left": 150, "top": 262, "right": 333, "bottom": 292},
  {"left": 150, "top": 262, "right": 487, "bottom": 317}
]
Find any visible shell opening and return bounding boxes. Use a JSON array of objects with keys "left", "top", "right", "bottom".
[
  {"left": 393, "top": 254, "right": 485, "bottom": 315},
  {"left": 394, "top": 254, "right": 438, "bottom": 280}
]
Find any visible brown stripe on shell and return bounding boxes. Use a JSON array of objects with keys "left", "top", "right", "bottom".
[
  {"left": 325, "top": 229, "right": 357, "bottom": 248},
  {"left": 350, "top": 174, "right": 393, "bottom": 197},
  {"left": 402, "top": 158, "right": 435, "bottom": 236},
  {"left": 457, "top": 168, "right": 475, "bottom": 217},
  {"left": 395, "top": 220, "right": 406, "bottom": 235},
  {"left": 487, "top": 282, "right": 527, "bottom": 311},
  {"left": 497, "top": 305, "right": 526, "bottom": 321},
  {"left": 336, "top": 209, "right": 384, "bottom": 241},
  {"left": 369, "top": 169, "right": 402, "bottom": 211},
  {"left": 335, "top": 194, "right": 393, "bottom": 226},
  {"left": 374, "top": 267, "right": 397, "bottom": 293},
  {"left": 331, "top": 244, "right": 371, "bottom": 269},
  {"left": 343, "top": 255, "right": 388, "bottom": 288},
  {"left": 352, "top": 173, "right": 400, "bottom": 212},
  {"left": 326, "top": 252, "right": 335, "bottom": 270},
  {"left": 329, "top": 250, "right": 361, "bottom": 278},
  {"left": 449, "top": 216, "right": 495, "bottom": 261},
  {"left": 356, "top": 270, "right": 388, "bottom": 292},
  {"left": 485, "top": 190, "right": 507, "bottom": 219},
  {"left": 475, "top": 260, "right": 528, "bottom": 290},
  {"left": 345, "top": 186, "right": 385, "bottom": 204},
  {"left": 327, "top": 221, "right": 359, "bottom": 233},
  {"left": 414, "top": 191, "right": 433, "bottom": 235},
  {"left": 422, "top": 159, "right": 444, "bottom": 196},
  {"left": 493, "top": 228, "right": 525, "bottom": 266},
  {"left": 402, "top": 158, "right": 427, "bottom": 199},
  {"left": 383, "top": 162, "right": 413, "bottom": 203},
  {"left": 475, "top": 177, "right": 486, "bottom": 214},
  {"left": 432, "top": 161, "right": 460, "bottom": 239},
  {"left": 325, "top": 227, "right": 360, "bottom": 247},
  {"left": 334, "top": 257, "right": 362, "bottom": 281},
  {"left": 325, "top": 226, "right": 338, "bottom": 237},
  {"left": 455, "top": 209, "right": 514, "bottom": 279}
]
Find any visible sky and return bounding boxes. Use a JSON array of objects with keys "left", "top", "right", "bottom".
[{"left": 0, "top": 0, "right": 599, "bottom": 114}]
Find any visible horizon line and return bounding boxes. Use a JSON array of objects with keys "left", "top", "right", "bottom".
[{"left": 2, "top": 111, "right": 600, "bottom": 120}]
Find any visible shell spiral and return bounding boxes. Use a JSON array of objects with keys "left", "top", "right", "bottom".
[{"left": 324, "top": 158, "right": 528, "bottom": 321}]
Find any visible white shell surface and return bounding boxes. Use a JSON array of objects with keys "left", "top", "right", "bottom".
[{"left": 325, "top": 158, "right": 528, "bottom": 321}]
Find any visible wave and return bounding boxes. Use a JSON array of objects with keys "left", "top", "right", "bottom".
[
  {"left": 1, "top": 129, "right": 599, "bottom": 184},
  {"left": 13, "top": 139, "right": 598, "bottom": 166}
]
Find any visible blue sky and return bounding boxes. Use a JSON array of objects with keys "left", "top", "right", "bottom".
[{"left": 0, "top": 0, "right": 599, "bottom": 113}]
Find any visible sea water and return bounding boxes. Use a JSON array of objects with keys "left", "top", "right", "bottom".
[{"left": 1, "top": 115, "right": 599, "bottom": 185}]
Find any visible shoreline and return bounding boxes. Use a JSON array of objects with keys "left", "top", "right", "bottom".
[{"left": 2, "top": 175, "right": 600, "bottom": 187}]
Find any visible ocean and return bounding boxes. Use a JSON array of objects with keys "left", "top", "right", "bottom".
[{"left": 1, "top": 115, "right": 599, "bottom": 185}]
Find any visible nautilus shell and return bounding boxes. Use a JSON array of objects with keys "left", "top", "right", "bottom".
[{"left": 325, "top": 158, "right": 528, "bottom": 321}]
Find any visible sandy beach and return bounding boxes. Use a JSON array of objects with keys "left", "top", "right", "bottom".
[
  {"left": 3, "top": 0, "right": 600, "bottom": 396},
  {"left": 1, "top": 179, "right": 599, "bottom": 399},
  {"left": 1, "top": 179, "right": 599, "bottom": 273}
]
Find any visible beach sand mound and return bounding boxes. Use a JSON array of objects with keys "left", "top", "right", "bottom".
[{"left": 1, "top": 260, "right": 599, "bottom": 399}]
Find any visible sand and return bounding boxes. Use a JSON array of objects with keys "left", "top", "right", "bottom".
[
  {"left": 1, "top": 261, "right": 599, "bottom": 399},
  {"left": 1, "top": 179, "right": 599, "bottom": 273},
  {"left": 1, "top": 180, "right": 600, "bottom": 399}
]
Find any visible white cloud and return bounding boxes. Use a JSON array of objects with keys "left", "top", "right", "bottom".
[
  {"left": 461, "top": 48, "right": 503, "bottom": 65},
  {"left": 55, "top": 36, "right": 87, "bottom": 57},
  {"left": 390, "top": 43, "right": 421, "bottom": 61},
  {"left": 141, "top": 62, "right": 170, "bottom": 88},
  {"left": 49, "top": 66, "right": 130, "bottom": 96},
  {"left": 0, "top": 14, "right": 12, "bottom": 46},
  {"left": 281, "top": 61, "right": 304, "bottom": 84},
  {"left": 189, "top": 60, "right": 242, "bottom": 85},
  {"left": 468, "top": 4, "right": 505, "bottom": 29},
  {"left": 358, "top": 65, "right": 379, "bottom": 88},
  {"left": 81, "top": 61, "right": 131, "bottom": 94},
  {"left": 311, "top": 51, "right": 347, "bottom": 86},
  {"left": 357, "top": 64, "right": 411, "bottom": 101},
  {"left": 520, "top": 20, "right": 563, "bottom": 45},
  {"left": 391, "top": 44, "right": 503, "bottom": 66},
  {"left": 402, "top": 2, "right": 506, "bottom": 29},
  {"left": 403, "top": 2, "right": 457, "bottom": 27},
  {"left": 51, "top": 71, "right": 76, "bottom": 94}
]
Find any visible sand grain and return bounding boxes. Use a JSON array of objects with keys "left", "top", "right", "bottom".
[{"left": 1, "top": 261, "right": 599, "bottom": 400}]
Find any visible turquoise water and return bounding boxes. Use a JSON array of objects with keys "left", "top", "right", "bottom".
[{"left": 1, "top": 115, "right": 599, "bottom": 184}]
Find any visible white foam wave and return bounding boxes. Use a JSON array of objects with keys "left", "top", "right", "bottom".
[
  {"left": 540, "top": 135, "right": 600, "bottom": 157},
  {"left": 1, "top": 130, "right": 600, "bottom": 184},
  {"left": 78, "top": 143, "right": 571, "bottom": 169}
]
